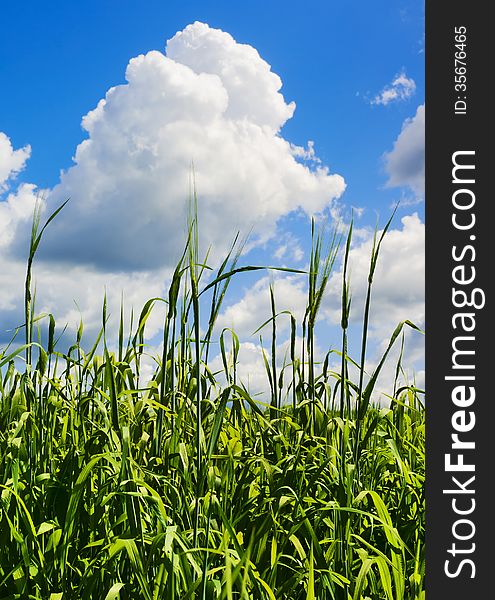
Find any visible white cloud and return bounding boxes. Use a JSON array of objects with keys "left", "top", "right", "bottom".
[
  {"left": 289, "top": 140, "right": 321, "bottom": 164},
  {"left": 0, "top": 248, "right": 168, "bottom": 343},
  {"left": 322, "top": 212, "right": 424, "bottom": 402},
  {"left": 0, "top": 183, "right": 39, "bottom": 249},
  {"left": 209, "top": 335, "right": 325, "bottom": 402},
  {"left": 371, "top": 71, "right": 416, "bottom": 106},
  {"left": 166, "top": 22, "right": 295, "bottom": 132},
  {"left": 384, "top": 104, "right": 425, "bottom": 196},
  {"left": 208, "top": 317, "right": 423, "bottom": 407},
  {"left": 212, "top": 213, "right": 425, "bottom": 404},
  {"left": 0, "top": 22, "right": 345, "bottom": 343},
  {"left": 326, "top": 327, "right": 424, "bottom": 406},
  {"left": 209, "top": 341, "right": 269, "bottom": 398},
  {"left": 273, "top": 232, "right": 304, "bottom": 263},
  {"left": 215, "top": 274, "right": 308, "bottom": 340},
  {"left": 0, "top": 132, "right": 31, "bottom": 192},
  {"left": 325, "top": 213, "right": 424, "bottom": 337},
  {"left": 214, "top": 213, "right": 424, "bottom": 358},
  {"left": 19, "top": 21, "right": 345, "bottom": 272},
  {"left": 0, "top": 25, "right": 425, "bottom": 401}
]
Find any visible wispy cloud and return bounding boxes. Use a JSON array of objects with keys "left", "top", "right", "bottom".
[{"left": 371, "top": 71, "right": 416, "bottom": 106}]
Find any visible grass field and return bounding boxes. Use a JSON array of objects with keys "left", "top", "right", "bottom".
[{"left": 0, "top": 203, "right": 425, "bottom": 599}]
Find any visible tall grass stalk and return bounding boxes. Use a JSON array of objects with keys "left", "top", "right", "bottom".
[{"left": 0, "top": 203, "right": 425, "bottom": 599}]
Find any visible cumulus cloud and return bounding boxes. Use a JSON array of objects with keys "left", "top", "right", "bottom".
[
  {"left": 0, "top": 132, "right": 31, "bottom": 192},
  {"left": 209, "top": 213, "right": 424, "bottom": 353},
  {"left": 371, "top": 71, "right": 416, "bottom": 106},
  {"left": 19, "top": 21, "right": 345, "bottom": 271},
  {"left": 0, "top": 24, "right": 424, "bottom": 400},
  {"left": 209, "top": 335, "right": 326, "bottom": 401},
  {"left": 384, "top": 104, "right": 425, "bottom": 196},
  {"left": 166, "top": 22, "right": 295, "bottom": 131},
  {"left": 322, "top": 212, "right": 424, "bottom": 402},
  {"left": 0, "top": 255, "right": 167, "bottom": 343},
  {"left": 325, "top": 213, "right": 424, "bottom": 337},
  {"left": 212, "top": 213, "right": 424, "bottom": 402},
  {"left": 215, "top": 274, "right": 308, "bottom": 339},
  {"left": 0, "top": 22, "right": 345, "bottom": 342},
  {"left": 0, "top": 183, "right": 39, "bottom": 249},
  {"left": 209, "top": 341, "right": 269, "bottom": 398}
]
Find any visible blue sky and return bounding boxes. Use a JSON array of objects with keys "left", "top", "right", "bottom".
[
  {"left": 0, "top": 1, "right": 424, "bottom": 396},
  {"left": 2, "top": 0, "right": 424, "bottom": 214}
]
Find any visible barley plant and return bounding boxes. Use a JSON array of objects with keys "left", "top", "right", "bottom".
[{"left": 0, "top": 201, "right": 424, "bottom": 599}]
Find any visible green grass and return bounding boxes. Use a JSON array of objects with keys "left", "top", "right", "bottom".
[{"left": 0, "top": 202, "right": 424, "bottom": 599}]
